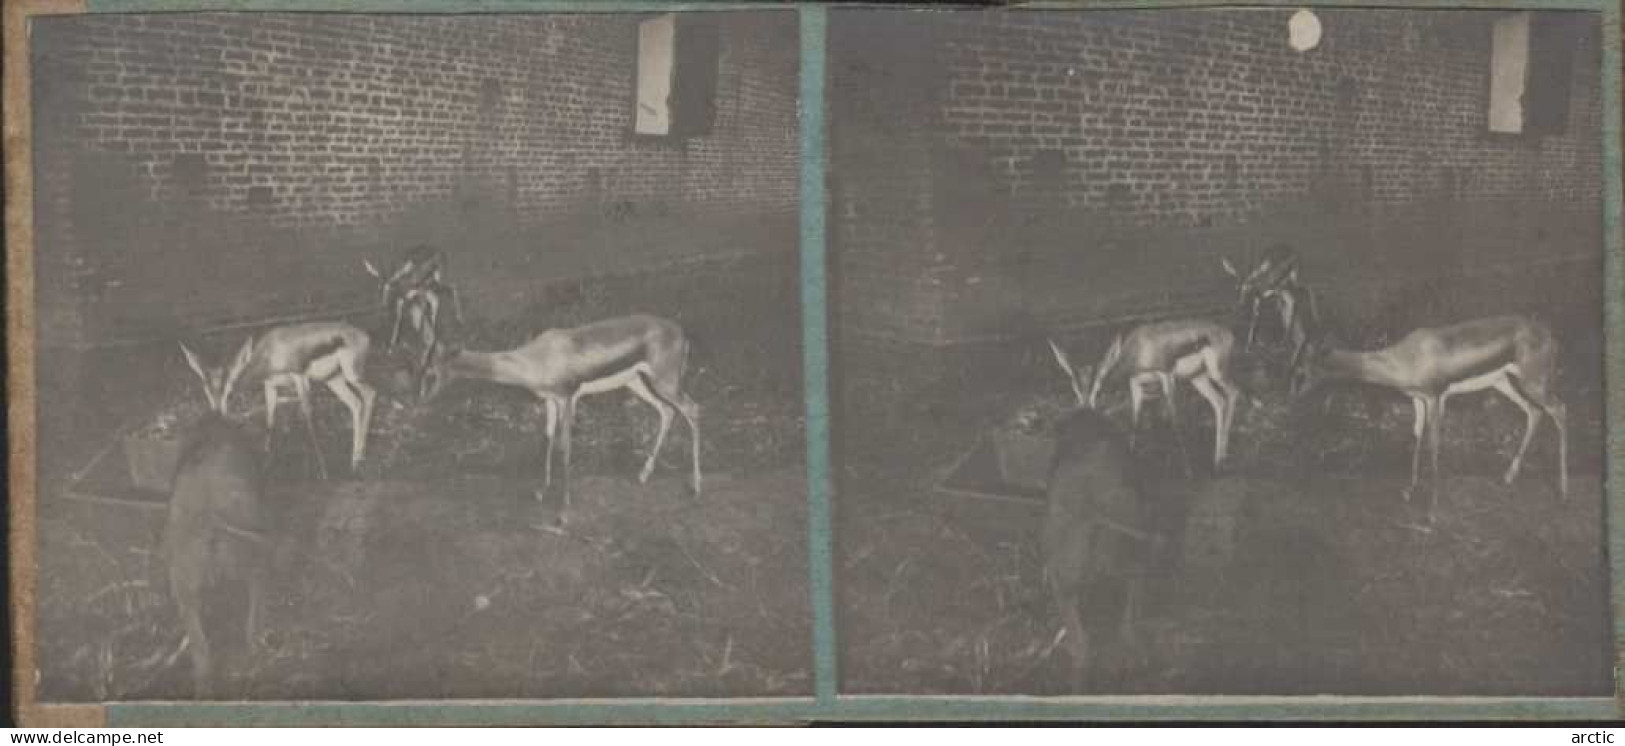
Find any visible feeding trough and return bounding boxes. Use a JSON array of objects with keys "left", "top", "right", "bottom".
[
  {"left": 60, "top": 405, "right": 207, "bottom": 508},
  {"left": 122, "top": 433, "right": 184, "bottom": 495},
  {"left": 936, "top": 428, "right": 1056, "bottom": 504}
]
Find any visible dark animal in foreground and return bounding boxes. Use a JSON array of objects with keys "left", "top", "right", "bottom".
[
  {"left": 1043, "top": 407, "right": 1159, "bottom": 690},
  {"left": 163, "top": 413, "right": 269, "bottom": 698}
]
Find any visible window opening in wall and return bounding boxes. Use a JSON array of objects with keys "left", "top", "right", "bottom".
[
  {"left": 634, "top": 13, "right": 721, "bottom": 139},
  {"left": 1488, "top": 13, "right": 1531, "bottom": 134},
  {"left": 1489, "top": 12, "right": 1578, "bottom": 137}
]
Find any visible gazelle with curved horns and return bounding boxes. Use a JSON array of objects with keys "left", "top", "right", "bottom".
[
  {"left": 180, "top": 322, "right": 378, "bottom": 479},
  {"left": 1222, "top": 242, "right": 1306, "bottom": 352},
  {"left": 1049, "top": 318, "right": 1244, "bottom": 469},
  {"left": 1260, "top": 280, "right": 1323, "bottom": 377},
  {"left": 362, "top": 244, "right": 463, "bottom": 353},
  {"left": 396, "top": 280, "right": 457, "bottom": 386},
  {"left": 418, "top": 314, "right": 701, "bottom": 516},
  {"left": 1291, "top": 314, "right": 1568, "bottom": 512}
]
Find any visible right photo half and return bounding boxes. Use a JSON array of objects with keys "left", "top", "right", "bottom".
[{"left": 828, "top": 8, "right": 1612, "bottom": 696}]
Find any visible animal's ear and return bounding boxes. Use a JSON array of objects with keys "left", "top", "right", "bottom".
[
  {"left": 1047, "top": 338, "right": 1075, "bottom": 377},
  {"left": 362, "top": 259, "right": 382, "bottom": 279},
  {"left": 1102, "top": 333, "right": 1125, "bottom": 363},
  {"left": 1221, "top": 257, "right": 1239, "bottom": 278},
  {"left": 179, "top": 343, "right": 208, "bottom": 382},
  {"left": 227, "top": 337, "right": 255, "bottom": 380}
]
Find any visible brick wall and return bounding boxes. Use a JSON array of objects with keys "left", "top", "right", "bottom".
[
  {"left": 831, "top": 9, "right": 1604, "bottom": 344},
  {"left": 829, "top": 12, "right": 951, "bottom": 344},
  {"left": 32, "top": 11, "right": 798, "bottom": 345}
]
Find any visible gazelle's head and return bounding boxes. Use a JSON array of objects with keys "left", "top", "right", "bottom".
[
  {"left": 362, "top": 258, "right": 404, "bottom": 307},
  {"left": 1086, "top": 335, "right": 1124, "bottom": 409},
  {"left": 180, "top": 338, "right": 254, "bottom": 415},
  {"left": 1047, "top": 339, "right": 1092, "bottom": 407},
  {"left": 1048, "top": 337, "right": 1116, "bottom": 410},
  {"left": 1221, "top": 243, "right": 1299, "bottom": 311}
]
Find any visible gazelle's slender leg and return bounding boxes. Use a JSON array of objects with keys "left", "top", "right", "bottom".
[
  {"left": 1128, "top": 382, "right": 1145, "bottom": 452},
  {"left": 446, "top": 283, "right": 464, "bottom": 324},
  {"left": 331, "top": 350, "right": 375, "bottom": 469},
  {"left": 538, "top": 398, "right": 559, "bottom": 495},
  {"left": 1522, "top": 383, "right": 1568, "bottom": 498},
  {"left": 245, "top": 573, "right": 264, "bottom": 651},
  {"left": 1245, "top": 296, "right": 1263, "bottom": 350},
  {"left": 673, "top": 392, "right": 702, "bottom": 496},
  {"left": 388, "top": 297, "right": 409, "bottom": 351},
  {"left": 1550, "top": 400, "right": 1568, "bottom": 499},
  {"left": 625, "top": 375, "right": 675, "bottom": 484},
  {"left": 1488, "top": 375, "right": 1542, "bottom": 485},
  {"left": 558, "top": 396, "right": 577, "bottom": 511},
  {"left": 350, "top": 378, "right": 376, "bottom": 469},
  {"left": 1405, "top": 396, "right": 1426, "bottom": 501},
  {"left": 1425, "top": 396, "right": 1443, "bottom": 515},
  {"left": 1157, "top": 373, "right": 1178, "bottom": 426},
  {"left": 1190, "top": 374, "right": 1225, "bottom": 468},
  {"left": 423, "top": 291, "right": 441, "bottom": 338},
  {"left": 262, "top": 381, "right": 279, "bottom": 451},
  {"left": 322, "top": 377, "right": 367, "bottom": 472},
  {"left": 292, "top": 376, "right": 329, "bottom": 480},
  {"left": 1217, "top": 374, "right": 1242, "bottom": 466}
]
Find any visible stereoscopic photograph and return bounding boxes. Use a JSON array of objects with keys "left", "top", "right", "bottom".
[
  {"left": 27, "top": 10, "right": 809, "bottom": 700},
  {"left": 829, "top": 8, "right": 1611, "bottom": 695}
]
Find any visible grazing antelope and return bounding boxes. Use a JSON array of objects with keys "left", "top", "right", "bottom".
[
  {"left": 1049, "top": 318, "right": 1243, "bottom": 469},
  {"left": 418, "top": 314, "right": 701, "bottom": 515},
  {"left": 1291, "top": 315, "right": 1568, "bottom": 512},
  {"left": 363, "top": 244, "right": 463, "bottom": 352},
  {"left": 181, "top": 322, "right": 377, "bottom": 479},
  {"left": 1221, "top": 243, "right": 1302, "bottom": 351},
  {"left": 1043, "top": 406, "right": 1157, "bottom": 690},
  {"left": 164, "top": 412, "right": 268, "bottom": 697}
]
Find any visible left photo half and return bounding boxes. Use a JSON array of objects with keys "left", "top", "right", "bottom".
[{"left": 19, "top": 9, "right": 808, "bottom": 702}]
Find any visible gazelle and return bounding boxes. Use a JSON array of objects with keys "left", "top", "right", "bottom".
[
  {"left": 1260, "top": 281, "right": 1323, "bottom": 376},
  {"left": 418, "top": 314, "right": 701, "bottom": 516},
  {"left": 396, "top": 281, "right": 457, "bottom": 386},
  {"left": 1043, "top": 406, "right": 1158, "bottom": 690},
  {"left": 1049, "top": 318, "right": 1243, "bottom": 469},
  {"left": 1291, "top": 315, "right": 1568, "bottom": 512},
  {"left": 180, "top": 322, "right": 377, "bottom": 479},
  {"left": 363, "top": 244, "right": 463, "bottom": 353},
  {"left": 1222, "top": 243, "right": 1302, "bottom": 351}
]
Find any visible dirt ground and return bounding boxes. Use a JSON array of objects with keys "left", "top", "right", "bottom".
[
  {"left": 33, "top": 251, "right": 811, "bottom": 701},
  {"left": 833, "top": 265, "right": 1612, "bottom": 696}
]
